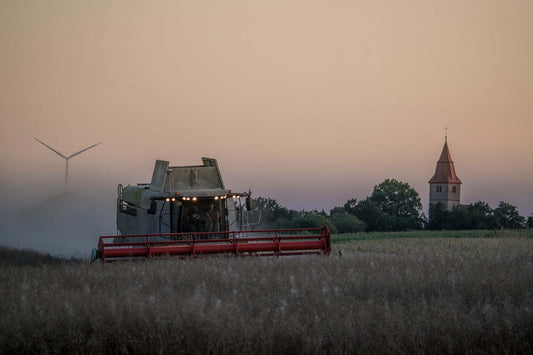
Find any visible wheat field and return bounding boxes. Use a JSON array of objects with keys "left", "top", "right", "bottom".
[{"left": 1, "top": 234, "right": 532, "bottom": 354}]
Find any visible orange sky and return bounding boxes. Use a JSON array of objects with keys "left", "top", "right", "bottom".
[{"left": 1, "top": 0, "right": 533, "bottom": 217}]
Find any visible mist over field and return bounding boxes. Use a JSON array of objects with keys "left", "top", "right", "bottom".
[{"left": 0, "top": 189, "right": 114, "bottom": 258}]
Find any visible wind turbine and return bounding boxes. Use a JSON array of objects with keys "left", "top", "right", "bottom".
[{"left": 34, "top": 138, "right": 103, "bottom": 191}]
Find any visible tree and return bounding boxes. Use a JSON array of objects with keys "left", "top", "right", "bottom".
[
  {"left": 444, "top": 206, "right": 473, "bottom": 230},
  {"left": 427, "top": 200, "right": 525, "bottom": 231},
  {"left": 467, "top": 201, "right": 496, "bottom": 229},
  {"left": 347, "top": 179, "right": 424, "bottom": 231},
  {"left": 288, "top": 211, "right": 337, "bottom": 233},
  {"left": 427, "top": 202, "right": 447, "bottom": 230},
  {"left": 352, "top": 199, "right": 385, "bottom": 231},
  {"left": 527, "top": 214, "right": 533, "bottom": 229},
  {"left": 329, "top": 211, "right": 366, "bottom": 233},
  {"left": 370, "top": 179, "right": 422, "bottom": 220},
  {"left": 493, "top": 201, "right": 525, "bottom": 229},
  {"left": 342, "top": 198, "right": 358, "bottom": 215},
  {"left": 252, "top": 197, "right": 296, "bottom": 228},
  {"left": 367, "top": 179, "right": 424, "bottom": 231}
]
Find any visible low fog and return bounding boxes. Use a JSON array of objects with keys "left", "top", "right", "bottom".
[{"left": 0, "top": 189, "right": 115, "bottom": 258}]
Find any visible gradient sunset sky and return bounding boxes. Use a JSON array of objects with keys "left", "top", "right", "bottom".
[{"left": 1, "top": 0, "right": 532, "bottom": 218}]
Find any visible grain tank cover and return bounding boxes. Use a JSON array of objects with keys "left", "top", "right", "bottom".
[
  {"left": 161, "top": 157, "right": 225, "bottom": 192},
  {"left": 150, "top": 160, "right": 170, "bottom": 192}
]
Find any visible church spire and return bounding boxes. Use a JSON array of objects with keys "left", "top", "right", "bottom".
[
  {"left": 429, "top": 133, "right": 462, "bottom": 211},
  {"left": 429, "top": 136, "right": 462, "bottom": 184}
]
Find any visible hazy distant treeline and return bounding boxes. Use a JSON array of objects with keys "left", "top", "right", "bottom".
[{"left": 254, "top": 179, "right": 533, "bottom": 233}]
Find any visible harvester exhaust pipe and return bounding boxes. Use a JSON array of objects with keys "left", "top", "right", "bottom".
[{"left": 246, "top": 190, "right": 253, "bottom": 210}]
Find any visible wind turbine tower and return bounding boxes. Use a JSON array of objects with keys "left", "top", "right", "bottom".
[{"left": 34, "top": 138, "right": 103, "bottom": 191}]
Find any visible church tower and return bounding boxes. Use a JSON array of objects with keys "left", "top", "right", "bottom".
[{"left": 429, "top": 136, "right": 462, "bottom": 211}]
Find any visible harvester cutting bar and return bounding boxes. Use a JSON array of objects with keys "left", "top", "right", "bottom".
[{"left": 96, "top": 226, "right": 331, "bottom": 262}]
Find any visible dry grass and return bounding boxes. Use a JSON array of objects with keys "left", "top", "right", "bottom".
[
  {"left": 332, "top": 228, "right": 533, "bottom": 243},
  {"left": 1, "top": 235, "right": 532, "bottom": 354}
]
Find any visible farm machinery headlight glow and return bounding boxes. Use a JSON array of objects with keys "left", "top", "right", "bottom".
[
  {"left": 167, "top": 195, "right": 230, "bottom": 202},
  {"left": 158, "top": 193, "right": 253, "bottom": 203}
]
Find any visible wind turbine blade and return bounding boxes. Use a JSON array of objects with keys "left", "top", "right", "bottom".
[
  {"left": 34, "top": 137, "right": 67, "bottom": 159},
  {"left": 67, "top": 141, "right": 103, "bottom": 159}
]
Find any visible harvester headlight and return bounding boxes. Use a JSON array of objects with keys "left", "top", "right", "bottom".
[
  {"left": 214, "top": 196, "right": 219, "bottom": 200},
  {"left": 192, "top": 197, "right": 197, "bottom": 201},
  {"left": 171, "top": 197, "right": 176, "bottom": 202},
  {"left": 165, "top": 198, "right": 170, "bottom": 202},
  {"left": 232, "top": 195, "right": 237, "bottom": 199},
  {"left": 182, "top": 197, "right": 186, "bottom": 201}
]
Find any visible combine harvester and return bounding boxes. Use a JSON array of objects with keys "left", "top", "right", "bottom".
[{"left": 92, "top": 158, "right": 331, "bottom": 262}]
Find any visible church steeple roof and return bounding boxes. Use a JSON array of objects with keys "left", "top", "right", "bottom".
[{"left": 428, "top": 137, "right": 462, "bottom": 184}]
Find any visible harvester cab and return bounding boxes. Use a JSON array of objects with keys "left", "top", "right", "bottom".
[
  {"left": 92, "top": 158, "right": 331, "bottom": 262},
  {"left": 115, "top": 158, "right": 255, "bottom": 237}
]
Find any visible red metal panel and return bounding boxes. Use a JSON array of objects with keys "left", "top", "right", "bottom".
[{"left": 96, "top": 226, "right": 331, "bottom": 262}]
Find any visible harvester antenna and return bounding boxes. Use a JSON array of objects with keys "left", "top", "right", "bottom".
[{"left": 34, "top": 138, "right": 102, "bottom": 191}]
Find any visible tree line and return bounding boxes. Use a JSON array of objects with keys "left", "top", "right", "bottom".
[{"left": 252, "top": 179, "right": 533, "bottom": 233}]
